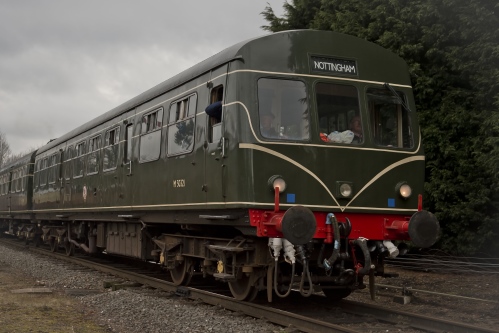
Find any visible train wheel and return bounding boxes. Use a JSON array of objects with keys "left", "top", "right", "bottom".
[
  {"left": 64, "top": 240, "right": 75, "bottom": 256},
  {"left": 322, "top": 288, "right": 352, "bottom": 300},
  {"left": 228, "top": 272, "right": 258, "bottom": 302},
  {"left": 49, "top": 238, "right": 58, "bottom": 252},
  {"left": 170, "top": 257, "right": 193, "bottom": 286}
]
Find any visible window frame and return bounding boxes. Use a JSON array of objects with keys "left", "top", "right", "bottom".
[
  {"left": 257, "top": 77, "right": 311, "bottom": 142},
  {"left": 167, "top": 93, "right": 197, "bottom": 157},
  {"left": 315, "top": 82, "right": 363, "bottom": 145},
  {"left": 48, "top": 153, "right": 58, "bottom": 185},
  {"left": 367, "top": 87, "right": 414, "bottom": 149},
  {"left": 139, "top": 108, "right": 164, "bottom": 163},
  {"left": 73, "top": 141, "right": 86, "bottom": 178},
  {"left": 103, "top": 126, "right": 121, "bottom": 172},
  {"left": 86, "top": 135, "right": 101, "bottom": 175}
]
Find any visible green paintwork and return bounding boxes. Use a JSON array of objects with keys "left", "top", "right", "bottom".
[{"left": 1, "top": 30, "right": 424, "bottom": 222}]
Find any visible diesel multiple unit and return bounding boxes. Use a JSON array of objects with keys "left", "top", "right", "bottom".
[{"left": 0, "top": 30, "right": 439, "bottom": 301}]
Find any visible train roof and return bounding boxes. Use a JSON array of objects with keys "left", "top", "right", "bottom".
[
  {"left": 0, "top": 150, "right": 36, "bottom": 173},
  {"left": 37, "top": 30, "right": 409, "bottom": 155}
]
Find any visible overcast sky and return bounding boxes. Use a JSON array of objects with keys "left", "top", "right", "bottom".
[{"left": 0, "top": 1, "right": 285, "bottom": 154}]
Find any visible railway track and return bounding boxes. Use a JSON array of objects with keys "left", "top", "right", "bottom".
[
  {"left": 386, "top": 252, "right": 499, "bottom": 274},
  {"left": 1, "top": 236, "right": 497, "bottom": 333}
]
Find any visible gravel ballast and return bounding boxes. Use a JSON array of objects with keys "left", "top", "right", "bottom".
[{"left": 0, "top": 243, "right": 285, "bottom": 333}]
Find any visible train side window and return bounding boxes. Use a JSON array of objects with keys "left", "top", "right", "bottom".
[
  {"left": 367, "top": 88, "right": 413, "bottom": 149},
  {"left": 73, "top": 141, "right": 85, "bottom": 178},
  {"left": 167, "top": 94, "right": 196, "bottom": 156},
  {"left": 48, "top": 154, "right": 57, "bottom": 184},
  {"left": 316, "top": 83, "right": 362, "bottom": 144},
  {"left": 208, "top": 86, "right": 223, "bottom": 143},
  {"left": 19, "top": 168, "right": 24, "bottom": 192},
  {"left": 258, "top": 79, "right": 310, "bottom": 141},
  {"left": 34, "top": 160, "right": 40, "bottom": 189},
  {"left": 139, "top": 108, "right": 163, "bottom": 163},
  {"left": 103, "top": 126, "right": 120, "bottom": 171},
  {"left": 87, "top": 135, "right": 101, "bottom": 175},
  {"left": 124, "top": 124, "right": 133, "bottom": 163},
  {"left": 64, "top": 146, "right": 73, "bottom": 180},
  {"left": 13, "top": 170, "right": 19, "bottom": 192},
  {"left": 22, "top": 165, "right": 26, "bottom": 192},
  {"left": 3, "top": 174, "right": 6, "bottom": 195},
  {"left": 17, "top": 168, "right": 22, "bottom": 192},
  {"left": 40, "top": 158, "right": 48, "bottom": 186}
]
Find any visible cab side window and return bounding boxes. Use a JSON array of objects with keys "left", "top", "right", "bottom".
[
  {"left": 208, "top": 85, "right": 223, "bottom": 143},
  {"left": 368, "top": 88, "right": 413, "bottom": 148}
]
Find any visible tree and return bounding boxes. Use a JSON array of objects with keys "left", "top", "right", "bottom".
[
  {"left": 0, "top": 130, "right": 11, "bottom": 168},
  {"left": 262, "top": 0, "right": 499, "bottom": 255}
]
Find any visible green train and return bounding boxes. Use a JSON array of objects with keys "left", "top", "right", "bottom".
[{"left": 0, "top": 30, "right": 439, "bottom": 301}]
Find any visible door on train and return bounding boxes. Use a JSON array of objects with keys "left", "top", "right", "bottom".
[
  {"left": 62, "top": 145, "right": 72, "bottom": 205},
  {"left": 118, "top": 110, "right": 136, "bottom": 207},
  {"left": 204, "top": 65, "right": 228, "bottom": 205}
]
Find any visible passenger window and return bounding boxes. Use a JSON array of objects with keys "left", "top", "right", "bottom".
[
  {"left": 168, "top": 94, "right": 196, "bottom": 156},
  {"left": 103, "top": 127, "right": 120, "bottom": 171},
  {"left": 48, "top": 154, "right": 57, "bottom": 184},
  {"left": 139, "top": 108, "right": 163, "bottom": 162},
  {"left": 87, "top": 136, "right": 101, "bottom": 175},
  {"left": 65, "top": 147, "right": 73, "bottom": 180},
  {"left": 41, "top": 158, "right": 48, "bottom": 186},
  {"left": 22, "top": 166, "right": 26, "bottom": 192},
  {"left": 316, "top": 83, "right": 362, "bottom": 144},
  {"left": 14, "top": 170, "right": 19, "bottom": 192},
  {"left": 368, "top": 88, "right": 413, "bottom": 148},
  {"left": 258, "top": 78, "right": 309, "bottom": 141},
  {"left": 73, "top": 142, "right": 85, "bottom": 178},
  {"left": 34, "top": 160, "right": 40, "bottom": 189},
  {"left": 125, "top": 124, "right": 133, "bottom": 163}
]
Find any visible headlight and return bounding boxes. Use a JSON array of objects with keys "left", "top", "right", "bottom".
[
  {"left": 268, "top": 175, "right": 286, "bottom": 193},
  {"left": 336, "top": 181, "right": 353, "bottom": 198},
  {"left": 339, "top": 183, "right": 352, "bottom": 197},
  {"left": 396, "top": 182, "right": 412, "bottom": 199}
]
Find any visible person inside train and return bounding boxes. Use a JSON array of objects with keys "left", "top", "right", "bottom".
[
  {"left": 260, "top": 112, "right": 278, "bottom": 138},
  {"left": 349, "top": 115, "right": 363, "bottom": 143},
  {"left": 205, "top": 101, "right": 222, "bottom": 122}
]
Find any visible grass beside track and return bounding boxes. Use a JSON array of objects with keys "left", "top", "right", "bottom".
[{"left": 0, "top": 267, "right": 108, "bottom": 333}]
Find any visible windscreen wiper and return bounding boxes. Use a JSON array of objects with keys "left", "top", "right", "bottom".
[{"left": 383, "top": 83, "right": 412, "bottom": 112}]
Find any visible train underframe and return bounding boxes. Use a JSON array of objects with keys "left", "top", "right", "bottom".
[{"left": 2, "top": 208, "right": 418, "bottom": 302}]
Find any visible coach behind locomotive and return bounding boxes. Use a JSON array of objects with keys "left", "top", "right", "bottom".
[{"left": 0, "top": 30, "right": 439, "bottom": 302}]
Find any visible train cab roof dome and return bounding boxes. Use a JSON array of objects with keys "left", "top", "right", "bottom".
[{"left": 37, "top": 30, "right": 408, "bottom": 154}]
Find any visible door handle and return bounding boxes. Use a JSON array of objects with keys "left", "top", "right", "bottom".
[{"left": 127, "top": 161, "right": 132, "bottom": 176}]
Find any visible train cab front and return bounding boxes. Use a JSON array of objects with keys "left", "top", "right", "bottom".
[{"left": 248, "top": 177, "right": 440, "bottom": 301}]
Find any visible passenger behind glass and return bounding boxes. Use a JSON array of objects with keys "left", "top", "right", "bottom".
[
  {"left": 349, "top": 115, "right": 363, "bottom": 143},
  {"left": 260, "top": 112, "right": 278, "bottom": 138}
]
